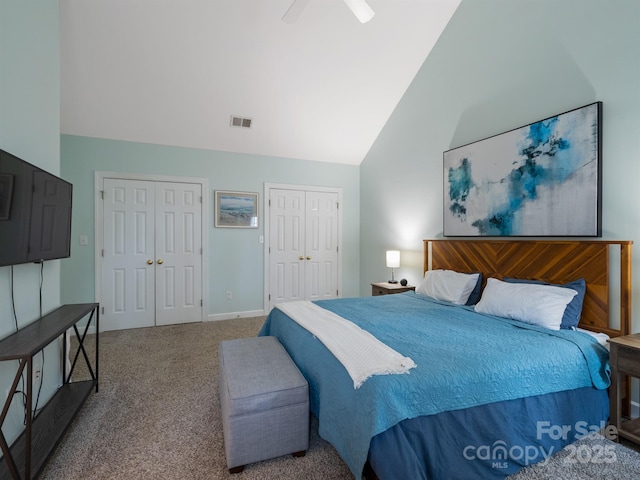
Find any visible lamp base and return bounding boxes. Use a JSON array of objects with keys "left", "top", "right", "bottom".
[{"left": 388, "top": 280, "right": 398, "bottom": 284}]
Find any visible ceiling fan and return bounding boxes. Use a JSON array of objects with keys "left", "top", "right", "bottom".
[{"left": 282, "top": 0, "right": 375, "bottom": 24}]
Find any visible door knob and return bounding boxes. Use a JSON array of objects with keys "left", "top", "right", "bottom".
[
  {"left": 299, "top": 256, "right": 304, "bottom": 260},
  {"left": 157, "top": 259, "right": 164, "bottom": 265},
  {"left": 147, "top": 259, "right": 153, "bottom": 265},
  {"left": 306, "top": 256, "right": 311, "bottom": 260}
]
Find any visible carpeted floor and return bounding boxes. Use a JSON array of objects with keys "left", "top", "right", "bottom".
[
  {"left": 38, "top": 317, "right": 640, "bottom": 480},
  {"left": 509, "top": 432, "right": 640, "bottom": 480},
  {"left": 40, "top": 317, "right": 351, "bottom": 480}
]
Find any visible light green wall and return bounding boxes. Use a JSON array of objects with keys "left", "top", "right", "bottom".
[
  {"left": 0, "top": 0, "right": 62, "bottom": 446},
  {"left": 360, "top": 0, "right": 640, "bottom": 332},
  {"left": 60, "top": 135, "right": 361, "bottom": 315}
]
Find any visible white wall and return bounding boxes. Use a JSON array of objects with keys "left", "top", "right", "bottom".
[
  {"left": 0, "top": 0, "right": 63, "bottom": 447},
  {"left": 360, "top": 0, "right": 640, "bottom": 332}
]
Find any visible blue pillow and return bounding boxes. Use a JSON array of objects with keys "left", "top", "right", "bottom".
[
  {"left": 465, "top": 272, "right": 483, "bottom": 306},
  {"left": 502, "top": 277, "right": 586, "bottom": 329}
]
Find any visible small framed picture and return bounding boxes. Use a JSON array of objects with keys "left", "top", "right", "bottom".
[
  {"left": 214, "top": 191, "right": 259, "bottom": 228},
  {"left": 0, "top": 174, "right": 14, "bottom": 220}
]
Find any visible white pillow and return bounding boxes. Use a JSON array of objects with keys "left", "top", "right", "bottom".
[
  {"left": 416, "top": 269, "right": 480, "bottom": 305},
  {"left": 474, "top": 278, "right": 578, "bottom": 330}
]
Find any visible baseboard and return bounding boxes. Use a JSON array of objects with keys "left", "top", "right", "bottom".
[{"left": 207, "top": 309, "right": 266, "bottom": 322}]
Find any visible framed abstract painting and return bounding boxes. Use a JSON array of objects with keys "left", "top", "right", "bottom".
[{"left": 443, "top": 102, "right": 602, "bottom": 237}]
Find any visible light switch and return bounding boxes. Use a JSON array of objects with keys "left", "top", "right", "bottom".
[
  {"left": 259, "top": 235, "right": 264, "bottom": 244},
  {"left": 79, "top": 235, "right": 88, "bottom": 246}
]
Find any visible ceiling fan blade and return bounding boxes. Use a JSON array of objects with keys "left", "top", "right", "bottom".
[
  {"left": 282, "top": 0, "right": 311, "bottom": 24},
  {"left": 343, "top": 0, "right": 375, "bottom": 23}
]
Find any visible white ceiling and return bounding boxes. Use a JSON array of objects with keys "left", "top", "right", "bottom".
[{"left": 60, "top": 0, "right": 460, "bottom": 165}]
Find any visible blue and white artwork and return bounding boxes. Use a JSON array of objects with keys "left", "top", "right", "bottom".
[
  {"left": 444, "top": 102, "right": 601, "bottom": 237},
  {"left": 215, "top": 191, "right": 258, "bottom": 228}
]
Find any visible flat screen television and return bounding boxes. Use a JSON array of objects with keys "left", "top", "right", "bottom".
[{"left": 0, "top": 148, "right": 72, "bottom": 267}]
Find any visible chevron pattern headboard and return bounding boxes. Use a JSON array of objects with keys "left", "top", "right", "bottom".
[{"left": 424, "top": 239, "right": 632, "bottom": 337}]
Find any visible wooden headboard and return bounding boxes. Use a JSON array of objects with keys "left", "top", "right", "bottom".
[{"left": 423, "top": 239, "right": 632, "bottom": 337}]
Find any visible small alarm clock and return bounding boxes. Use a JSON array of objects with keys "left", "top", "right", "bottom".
[{"left": 400, "top": 279, "right": 408, "bottom": 286}]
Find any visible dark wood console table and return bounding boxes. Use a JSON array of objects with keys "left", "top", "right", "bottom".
[{"left": 0, "top": 303, "right": 99, "bottom": 479}]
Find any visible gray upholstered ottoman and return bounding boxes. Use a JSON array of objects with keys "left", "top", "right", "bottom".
[{"left": 219, "top": 336, "right": 309, "bottom": 473}]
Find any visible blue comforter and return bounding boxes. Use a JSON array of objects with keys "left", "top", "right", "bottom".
[{"left": 259, "top": 292, "right": 610, "bottom": 478}]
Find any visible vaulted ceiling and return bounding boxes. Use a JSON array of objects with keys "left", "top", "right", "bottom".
[{"left": 60, "top": 0, "right": 460, "bottom": 165}]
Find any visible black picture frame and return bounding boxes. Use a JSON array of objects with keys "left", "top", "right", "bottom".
[{"left": 443, "top": 102, "right": 602, "bottom": 237}]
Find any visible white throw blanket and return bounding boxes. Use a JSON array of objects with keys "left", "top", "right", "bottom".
[{"left": 275, "top": 301, "right": 416, "bottom": 389}]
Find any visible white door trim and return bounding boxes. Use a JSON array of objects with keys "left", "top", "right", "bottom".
[
  {"left": 263, "top": 182, "right": 343, "bottom": 313},
  {"left": 95, "top": 171, "right": 209, "bottom": 326}
]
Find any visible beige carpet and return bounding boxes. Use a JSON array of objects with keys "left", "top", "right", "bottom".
[{"left": 39, "top": 317, "right": 352, "bottom": 480}]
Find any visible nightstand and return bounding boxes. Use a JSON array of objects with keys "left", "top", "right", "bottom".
[
  {"left": 371, "top": 282, "right": 415, "bottom": 296},
  {"left": 608, "top": 333, "right": 640, "bottom": 445}
]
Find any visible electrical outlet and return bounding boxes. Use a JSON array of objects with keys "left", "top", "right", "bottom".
[
  {"left": 226, "top": 291, "right": 232, "bottom": 300},
  {"left": 34, "top": 369, "right": 41, "bottom": 381}
]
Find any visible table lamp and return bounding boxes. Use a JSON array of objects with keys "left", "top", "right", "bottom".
[{"left": 386, "top": 250, "right": 400, "bottom": 284}]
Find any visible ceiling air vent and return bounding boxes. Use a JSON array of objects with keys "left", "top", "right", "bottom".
[{"left": 230, "top": 115, "right": 252, "bottom": 129}]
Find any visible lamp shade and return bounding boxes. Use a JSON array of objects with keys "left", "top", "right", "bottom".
[{"left": 386, "top": 250, "right": 400, "bottom": 268}]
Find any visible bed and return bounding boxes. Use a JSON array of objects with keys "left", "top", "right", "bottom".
[{"left": 259, "top": 239, "right": 632, "bottom": 479}]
